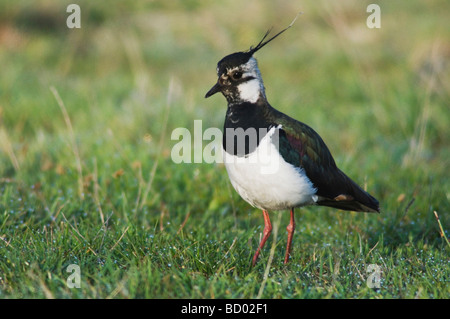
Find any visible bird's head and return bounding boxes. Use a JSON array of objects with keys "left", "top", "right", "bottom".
[
  {"left": 205, "top": 15, "right": 299, "bottom": 105},
  {"left": 205, "top": 51, "right": 264, "bottom": 104}
]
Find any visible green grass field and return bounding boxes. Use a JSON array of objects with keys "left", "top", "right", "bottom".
[{"left": 0, "top": 0, "right": 449, "bottom": 299}]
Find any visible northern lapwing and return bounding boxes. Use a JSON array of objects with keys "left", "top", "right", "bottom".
[{"left": 205, "top": 19, "right": 380, "bottom": 266}]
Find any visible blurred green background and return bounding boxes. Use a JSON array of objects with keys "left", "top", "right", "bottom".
[{"left": 0, "top": 0, "right": 449, "bottom": 298}]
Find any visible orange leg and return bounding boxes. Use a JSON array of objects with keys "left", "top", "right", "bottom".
[
  {"left": 284, "top": 208, "right": 295, "bottom": 264},
  {"left": 252, "top": 210, "right": 272, "bottom": 266}
]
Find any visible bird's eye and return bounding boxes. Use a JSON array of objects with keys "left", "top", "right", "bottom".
[{"left": 232, "top": 71, "right": 243, "bottom": 80}]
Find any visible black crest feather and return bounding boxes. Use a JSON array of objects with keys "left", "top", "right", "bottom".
[{"left": 248, "top": 12, "right": 301, "bottom": 55}]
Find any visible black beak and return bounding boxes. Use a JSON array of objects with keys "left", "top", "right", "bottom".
[{"left": 205, "top": 82, "right": 221, "bottom": 98}]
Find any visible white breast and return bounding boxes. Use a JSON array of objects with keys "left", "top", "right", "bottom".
[{"left": 222, "top": 126, "right": 317, "bottom": 211}]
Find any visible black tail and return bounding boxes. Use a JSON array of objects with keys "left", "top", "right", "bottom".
[{"left": 317, "top": 170, "right": 380, "bottom": 213}]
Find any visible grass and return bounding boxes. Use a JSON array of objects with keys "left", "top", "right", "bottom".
[{"left": 0, "top": 0, "right": 449, "bottom": 299}]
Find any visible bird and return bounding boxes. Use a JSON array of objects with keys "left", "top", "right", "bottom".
[{"left": 205, "top": 18, "right": 380, "bottom": 266}]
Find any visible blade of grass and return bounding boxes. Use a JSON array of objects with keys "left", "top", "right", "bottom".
[
  {"left": 433, "top": 211, "right": 450, "bottom": 248},
  {"left": 110, "top": 226, "right": 130, "bottom": 251},
  {"left": 93, "top": 157, "right": 105, "bottom": 227},
  {"left": 257, "top": 213, "right": 281, "bottom": 299},
  {"left": 50, "top": 86, "right": 84, "bottom": 201},
  {"left": 0, "top": 128, "right": 20, "bottom": 172},
  {"left": 139, "top": 78, "right": 174, "bottom": 209}
]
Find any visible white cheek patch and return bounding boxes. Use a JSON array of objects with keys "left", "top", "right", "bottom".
[{"left": 237, "top": 79, "right": 262, "bottom": 103}]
